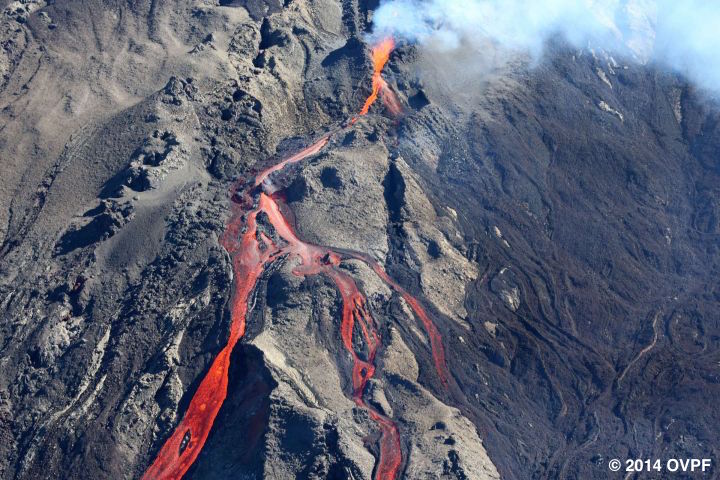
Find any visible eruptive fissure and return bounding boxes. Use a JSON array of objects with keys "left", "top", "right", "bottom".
[
  {"left": 143, "top": 37, "right": 447, "bottom": 480},
  {"left": 353, "top": 37, "right": 401, "bottom": 122}
]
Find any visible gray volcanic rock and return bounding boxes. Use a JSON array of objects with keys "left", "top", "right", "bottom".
[
  {"left": 289, "top": 125, "right": 391, "bottom": 262},
  {"left": 1, "top": 1, "right": 719, "bottom": 480}
]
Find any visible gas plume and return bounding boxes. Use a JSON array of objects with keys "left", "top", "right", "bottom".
[{"left": 372, "top": 0, "right": 720, "bottom": 93}]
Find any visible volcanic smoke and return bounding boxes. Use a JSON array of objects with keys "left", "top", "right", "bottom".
[
  {"left": 142, "top": 38, "right": 447, "bottom": 480},
  {"left": 372, "top": 0, "right": 720, "bottom": 94}
]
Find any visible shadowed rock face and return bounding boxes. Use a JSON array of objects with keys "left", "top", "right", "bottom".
[{"left": 0, "top": 1, "right": 719, "bottom": 480}]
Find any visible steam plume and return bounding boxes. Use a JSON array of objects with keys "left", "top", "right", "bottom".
[{"left": 372, "top": 0, "right": 720, "bottom": 92}]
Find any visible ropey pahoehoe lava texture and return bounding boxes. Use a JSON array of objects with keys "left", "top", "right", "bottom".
[{"left": 1, "top": 1, "right": 719, "bottom": 480}]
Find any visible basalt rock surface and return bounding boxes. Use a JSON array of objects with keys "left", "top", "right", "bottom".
[{"left": 1, "top": 1, "right": 719, "bottom": 480}]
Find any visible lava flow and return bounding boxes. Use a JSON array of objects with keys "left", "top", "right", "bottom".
[
  {"left": 353, "top": 37, "right": 401, "bottom": 122},
  {"left": 143, "top": 37, "right": 447, "bottom": 480}
]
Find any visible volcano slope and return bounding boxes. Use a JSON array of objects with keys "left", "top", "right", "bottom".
[{"left": 1, "top": 1, "right": 719, "bottom": 479}]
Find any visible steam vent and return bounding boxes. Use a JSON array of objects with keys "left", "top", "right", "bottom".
[{"left": 1, "top": 1, "right": 719, "bottom": 479}]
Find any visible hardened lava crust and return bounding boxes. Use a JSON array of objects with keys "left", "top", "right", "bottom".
[{"left": 0, "top": 1, "right": 719, "bottom": 479}]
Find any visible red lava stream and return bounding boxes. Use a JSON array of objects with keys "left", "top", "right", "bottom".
[{"left": 143, "top": 37, "right": 447, "bottom": 480}]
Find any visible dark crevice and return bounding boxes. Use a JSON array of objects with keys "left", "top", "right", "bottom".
[
  {"left": 382, "top": 160, "right": 406, "bottom": 224},
  {"left": 185, "top": 344, "right": 277, "bottom": 478}
]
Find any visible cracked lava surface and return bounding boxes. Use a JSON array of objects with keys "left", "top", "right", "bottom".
[{"left": 142, "top": 37, "right": 448, "bottom": 480}]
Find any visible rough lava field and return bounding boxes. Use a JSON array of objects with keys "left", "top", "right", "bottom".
[{"left": 1, "top": 1, "right": 720, "bottom": 480}]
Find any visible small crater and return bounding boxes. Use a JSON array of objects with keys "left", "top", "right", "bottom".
[
  {"left": 258, "top": 18, "right": 289, "bottom": 50},
  {"left": 220, "top": 108, "right": 233, "bottom": 121},
  {"left": 409, "top": 90, "right": 430, "bottom": 110},
  {"left": 55, "top": 201, "right": 134, "bottom": 255},
  {"left": 342, "top": 131, "right": 357, "bottom": 146},
  {"left": 285, "top": 176, "right": 308, "bottom": 203},
  {"left": 320, "top": 167, "right": 343, "bottom": 190},
  {"left": 252, "top": 52, "right": 266, "bottom": 69},
  {"left": 427, "top": 240, "right": 441, "bottom": 258}
]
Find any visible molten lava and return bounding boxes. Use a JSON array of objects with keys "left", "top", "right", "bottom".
[
  {"left": 354, "top": 37, "right": 400, "bottom": 122},
  {"left": 253, "top": 134, "right": 330, "bottom": 189},
  {"left": 143, "top": 37, "right": 447, "bottom": 480}
]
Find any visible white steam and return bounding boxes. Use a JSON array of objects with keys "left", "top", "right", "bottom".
[{"left": 372, "top": 0, "right": 720, "bottom": 92}]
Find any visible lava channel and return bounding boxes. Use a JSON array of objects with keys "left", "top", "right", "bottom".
[{"left": 143, "top": 37, "right": 446, "bottom": 480}]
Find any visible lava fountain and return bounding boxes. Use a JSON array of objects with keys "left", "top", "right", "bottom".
[{"left": 143, "top": 37, "right": 447, "bottom": 480}]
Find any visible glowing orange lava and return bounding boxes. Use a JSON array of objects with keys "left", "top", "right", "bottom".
[
  {"left": 253, "top": 134, "right": 330, "bottom": 189},
  {"left": 353, "top": 37, "right": 399, "bottom": 123},
  {"left": 143, "top": 37, "right": 446, "bottom": 480}
]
